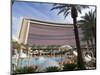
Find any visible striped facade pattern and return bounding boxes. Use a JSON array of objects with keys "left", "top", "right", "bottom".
[{"left": 18, "top": 18, "right": 83, "bottom": 47}]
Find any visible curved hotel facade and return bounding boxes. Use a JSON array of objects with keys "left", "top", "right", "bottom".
[{"left": 17, "top": 18, "right": 83, "bottom": 47}]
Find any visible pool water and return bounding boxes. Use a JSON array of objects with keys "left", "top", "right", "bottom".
[{"left": 12, "top": 56, "right": 65, "bottom": 67}]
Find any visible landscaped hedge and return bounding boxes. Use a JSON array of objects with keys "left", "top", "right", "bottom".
[
  {"left": 63, "top": 63, "right": 77, "bottom": 71},
  {"left": 45, "top": 66, "right": 60, "bottom": 72},
  {"left": 14, "top": 66, "right": 37, "bottom": 74}
]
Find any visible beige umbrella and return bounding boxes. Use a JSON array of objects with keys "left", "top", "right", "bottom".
[{"left": 59, "top": 45, "right": 73, "bottom": 51}]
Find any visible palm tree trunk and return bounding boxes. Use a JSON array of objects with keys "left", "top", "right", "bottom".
[
  {"left": 90, "top": 38, "right": 94, "bottom": 48},
  {"left": 73, "top": 18, "right": 85, "bottom": 69},
  {"left": 92, "top": 26, "right": 96, "bottom": 45},
  {"left": 86, "top": 40, "right": 90, "bottom": 50}
]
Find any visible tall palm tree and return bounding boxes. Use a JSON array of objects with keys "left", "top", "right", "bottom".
[
  {"left": 51, "top": 4, "right": 89, "bottom": 69},
  {"left": 78, "top": 10, "right": 96, "bottom": 47}
]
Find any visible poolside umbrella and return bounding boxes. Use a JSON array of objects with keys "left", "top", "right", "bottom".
[
  {"left": 73, "top": 51, "right": 78, "bottom": 56},
  {"left": 59, "top": 45, "right": 73, "bottom": 51}
]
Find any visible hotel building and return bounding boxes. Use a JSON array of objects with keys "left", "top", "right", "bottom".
[{"left": 17, "top": 18, "right": 83, "bottom": 47}]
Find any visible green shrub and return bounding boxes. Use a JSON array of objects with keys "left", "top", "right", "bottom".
[
  {"left": 63, "top": 63, "right": 77, "bottom": 71},
  {"left": 45, "top": 66, "right": 60, "bottom": 72},
  {"left": 15, "top": 66, "right": 37, "bottom": 74}
]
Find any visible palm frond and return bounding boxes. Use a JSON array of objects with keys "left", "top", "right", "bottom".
[
  {"left": 78, "top": 10, "right": 96, "bottom": 42},
  {"left": 51, "top": 4, "right": 89, "bottom": 20},
  {"left": 57, "top": 8, "right": 66, "bottom": 15},
  {"left": 64, "top": 12, "right": 70, "bottom": 19},
  {"left": 76, "top": 6, "right": 82, "bottom": 14},
  {"left": 63, "top": 7, "right": 70, "bottom": 15},
  {"left": 51, "top": 5, "right": 67, "bottom": 10}
]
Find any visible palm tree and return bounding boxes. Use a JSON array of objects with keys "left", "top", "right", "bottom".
[
  {"left": 46, "top": 45, "right": 51, "bottom": 55},
  {"left": 36, "top": 45, "right": 42, "bottom": 55},
  {"left": 51, "top": 4, "right": 89, "bottom": 69},
  {"left": 46, "top": 45, "right": 54, "bottom": 56},
  {"left": 12, "top": 41, "right": 22, "bottom": 67},
  {"left": 23, "top": 44, "right": 29, "bottom": 56},
  {"left": 31, "top": 44, "right": 36, "bottom": 51},
  {"left": 12, "top": 41, "right": 21, "bottom": 54},
  {"left": 78, "top": 10, "right": 96, "bottom": 47},
  {"left": 78, "top": 10, "right": 96, "bottom": 59}
]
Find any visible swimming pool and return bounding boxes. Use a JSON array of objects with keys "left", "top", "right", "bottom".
[{"left": 12, "top": 56, "right": 65, "bottom": 67}]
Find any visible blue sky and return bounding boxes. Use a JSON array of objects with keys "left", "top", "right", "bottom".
[{"left": 12, "top": 1, "right": 95, "bottom": 38}]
